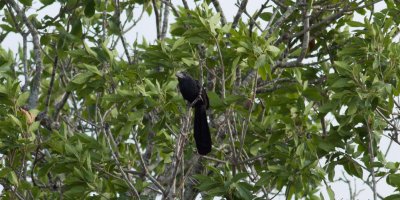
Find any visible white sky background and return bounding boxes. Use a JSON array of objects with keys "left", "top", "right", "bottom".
[{"left": 1, "top": 0, "right": 399, "bottom": 199}]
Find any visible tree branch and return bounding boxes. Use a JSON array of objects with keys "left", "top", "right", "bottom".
[
  {"left": 297, "top": 0, "right": 310, "bottom": 63},
  {"left": 365, "top": 116, "right": 377, "bottom": 200},
  {"left": 132, "top": 131, "right": 166, "bottom": 194},
  {"left": 6, "top": 0, "right": 43, "bottom": 110},
  {"left": 232, "top": 0, "right": 248, "bottom": 29},
  {"left": 160, "top": 0, "right": 170, "bottom": 39},
  {"left": 152, "top": 0, "right": 161, "bottom": 39}
]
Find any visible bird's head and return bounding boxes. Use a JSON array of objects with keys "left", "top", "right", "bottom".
[{"left": 176, "top": 71, "right": 189, "bottom": 79}]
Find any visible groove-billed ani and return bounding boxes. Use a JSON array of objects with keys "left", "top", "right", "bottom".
[{"left": 176, "top": 71, "right": 212, "bottom": 155}]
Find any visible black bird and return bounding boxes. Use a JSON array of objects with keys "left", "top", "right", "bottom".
[{"left": 176, "top": 71, "right": 212, "bottom": 155}]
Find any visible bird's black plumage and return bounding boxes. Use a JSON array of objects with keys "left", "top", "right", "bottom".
[{"left": 176, "top": 72, "right": 211, "bottom": 155}]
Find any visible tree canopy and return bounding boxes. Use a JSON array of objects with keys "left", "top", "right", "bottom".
[{"left": 1, "top": 0, "right": 400, "bottom": 199}]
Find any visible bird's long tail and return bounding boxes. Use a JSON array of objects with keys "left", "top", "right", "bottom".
[{"left": 194, "top": 105, "right": 212, "bottom": 155}]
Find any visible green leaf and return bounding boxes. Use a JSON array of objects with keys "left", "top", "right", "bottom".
[
  {"left": 64, "top": 185, "right": 88, "bottom": 197},
  {"left": 38, "top": 162, "right": 54, "bottom": 179},
  {"left": 231, "top": 173, "right": 248, "bottom": 183},
  {"left": 331, "top": 78, "right": 352, "bottom": 88},
  {"left": 347, "top": 21, "right": 365, "bottom": 27},
  {"left": 208, "top": 91, "right": 224, "bottom": 108},
  {"left": 172, "top": 37, "right": 186, "bottom": 51},
  {"left": 197, "top": 181, "right": 220, "bottom": 191},
  {"left": 334, "top": 61, "right": 350, "bottom": 72},
  {"left": 235, "top": 182, "right": 253, "bottom": 200},
  {"left": 8, "top": 114, "right": 22, "bottom": 128},
  {"left": 255, "top": 54, "right": 271, "bottom": 80},
  {"left": 207, "top": 186, "right": 226, "bottom": 196},
  {"left": 0, "top": 167, "right": 11, "bottom": 178},
  {"left": 83, "top": 42, "right": 98, "bottom": 58},
  {"left": 255, "top": 54, "right": 267, "bottom": 69},
  {"left": 344, "top": 158, "right": 363, "bottom": 178},
  {"left": 386, "top": 162, "right": 399, "bottom": 170},
  {"left": 28, "top": 121, "right": 40, "bottom": 133},
  {"left": 258, "top": 65, "right": 267, "bottom": 81},
  {"left": 182, "top": 57, "right": 196, "bottom": 66},
  {"left": 327, "top": 186, "right": 335, "bottom": 200},
  {"left": 16, "top": 92, "right": 30, "bottom": 107},
  {"left": 65, "top": 143, "right": 79, "bottom": 158},
  {"left": 387, "top": 174, "right": 400, "bottom": 187},
  {"left": 71, "top": 72, "right": 94, "bottom": 85},
  {"left": 84, "top": 0, "right": 96, "bottom": 17},
  {"left": 303, "top": 87, "right": 322, "bottom": 101},
  {"left": 80, "top": 64, "right": 102, "bottom": 76},
  {"left": 71, "top": 18, "right": 82, "bottom": 37},
  {"left": 19, "top": 0, "right": 32, "bottom": 6},
  {"left": 128, "top": 111, "right": 144, "bottom": 123},
  {"left": 40, "top": 0, "right": 55, "bottom": 5},
  {"left": 259, "top": 12, "right": 272, "bottom": 21},
  {"left": 267, "top": 45, "right": 280, "bottom": 57},
  {"left": 267, "top": 165, "right": 281, "bottom": 173},
  {"left": 101, "top": 41, "right": 113, "bottom": 61},
  {"left": 8, "top": 171, "right": 19, "bottom": 186},
  {"left": 384, "top": 194, "right": 400, "bottom": 200}
]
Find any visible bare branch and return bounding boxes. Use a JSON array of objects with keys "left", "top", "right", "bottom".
[
  {"left": 249, "top": 0, "right": 269, "bottom": 36},
  {"left": 365, "top": 116, "right": 377, "bottom": 200},
  {"left": 270, "top": 0, "right": 287, "bottom": 9},
  {"left": 297, "top": 0, "right": 311, "bottom": 63},
  {"left": 232, "top": 0, "right": 248, "bottom": 29},
  {"left": 161, "top": 0, "right": 170, "bottom": 39},
  {"left": 161, "top": 0, "right": 179, "bottom": 17},
  {"left": 181, "top": 0, "right": 189, "bottom": 10},
  {"left": 152, "top": 0, "right": 161, "bottom": 39},
  {"left": 265, "top": 4, "right": 297, "bottom": 39},
  {"left": 102, "top": 0, "right": 108, "bottom": 41}
]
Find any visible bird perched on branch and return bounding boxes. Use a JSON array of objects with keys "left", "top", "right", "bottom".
[{"left": 176, "top": 71, "right": 212, "bottom": 155}]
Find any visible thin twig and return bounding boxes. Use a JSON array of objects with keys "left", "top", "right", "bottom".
[
  {"left": 161, "top": 0, "right": 179, "bottom": 17},
  {"left": 286, "top": 1, "right": 383, "bottom": 41},
  {"left": 214, "top": 37, "right": 225, "bottom": 98},
  {"left": 44, "top": 56, "right": 58, "bottom": 113},
  {"left": 365, "top": 116, "right": 377, "bottom": 200},
  {"left": 114, "top": 0, "right": 132, "bottom": 64},
  {"left": 100, "top": 108, "right": 140, "bottom": 198},
  {"left": 239, "top": 72, "right": 258, "bottom": 155},
  {"left": 201, "top": 155, "right": 227, "bottom": 164},
  {"left": 270, "top": 0, "right": 287, "bottom": 9},
  {"left": 238, "top": 153, "right": 267, "bottom": 164},
  {"left": 265, "top": 4, "right": 297, "bottom": 39},
  {"left": 297, "top": 0, "right": 311, "bottom": 63},
  {"left": 249, "top": 0, "right": 269, "bottom": 36},
  {"left": 132, "top": 131, "right": 166, "bottom": 194},
  {"left": 226, "top": 109, "right": 238, "bottom": 175},
  {"left": 232, "top": 0, "right": 248, "bottom": 29},
  {"left": 22, "top": 34, "right": 29, "bottom": 91}
]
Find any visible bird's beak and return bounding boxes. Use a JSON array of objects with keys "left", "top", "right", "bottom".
[{"left": 176, "top": 71, "right": 184, "bottom": 78}]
